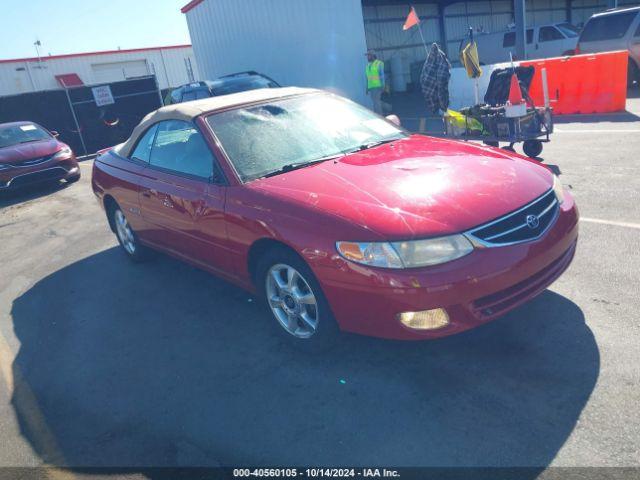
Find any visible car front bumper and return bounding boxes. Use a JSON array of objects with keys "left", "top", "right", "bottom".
[
  {"left": 316, "top": 193, "right": 579, "bottom": 340},
  {"left": 0, "top": 158, "right": 79, "bottom": 190}
]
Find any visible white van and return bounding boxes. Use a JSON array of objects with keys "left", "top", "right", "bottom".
[
  {"left": 576, "top": 6, "right": 640, "bottom": 87},
  {"left": 470, "top": 23, "right": 580, "bottom": 65}
]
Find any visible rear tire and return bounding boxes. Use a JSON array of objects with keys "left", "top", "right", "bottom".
[
  {"left": 109, "top": 204, "right": 153, "bottom": 262},
  {"left": 256, "top": 247, "right": 339, "bottom": 351}
]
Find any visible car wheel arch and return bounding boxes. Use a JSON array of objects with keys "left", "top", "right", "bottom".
[
  {"left": 103, "top": 195, "right": 119, "bottom": 233},
  {"left": 248, "top": 238, "right": 305, "bottom": 286}
]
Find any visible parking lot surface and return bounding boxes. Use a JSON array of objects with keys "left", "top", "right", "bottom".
[{"left": 0, "top": 96, "right": 639, "bottom": 475}]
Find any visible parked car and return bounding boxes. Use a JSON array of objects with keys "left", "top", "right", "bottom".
[
  {"left": 470, "top": 23, "right": 580, "bottom": 64},
  {"left": 0, "top": 121, "right": 80, "bottom": 191},
  {"left": 92, "top": 87, "right": 578, "bottom": 345},
  {"left": 164, "top": 71, "right": 281, "bottom": 104},
  {"left": 576, "top": 6, "right": 640, "bottom": 87}
]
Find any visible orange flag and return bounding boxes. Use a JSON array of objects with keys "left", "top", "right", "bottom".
[{"left": 403, "top": 7, "right": 420, "bottom": 30}]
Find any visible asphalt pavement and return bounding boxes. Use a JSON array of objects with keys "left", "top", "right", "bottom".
[{"left": 0, "top": 94, "right": 639, "bottom": 478}]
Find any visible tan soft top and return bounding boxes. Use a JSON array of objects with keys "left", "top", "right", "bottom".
[{"left": 115, "top": 86, "right": 317, "bottom": 158}]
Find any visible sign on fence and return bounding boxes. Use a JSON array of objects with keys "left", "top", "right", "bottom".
[{"left": 91, "top": 85, "right": 115, "bottom": 107}]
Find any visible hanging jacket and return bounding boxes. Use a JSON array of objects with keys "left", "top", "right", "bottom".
[{"left": 420, "top": 43, "right": 451, "bottom": 114}]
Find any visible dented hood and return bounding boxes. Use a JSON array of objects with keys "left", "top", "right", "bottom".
[{"left": 249, "top": 135, "right": 553, "bottom": 240}]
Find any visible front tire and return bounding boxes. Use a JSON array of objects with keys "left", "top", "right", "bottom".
[
  {"left": 256, "top": 247, "right": 339, "bottom": 350},
  {"left": 110, "top": 206, "right": 152, "bottom": 262},
  {"left": 523, "top": 139, "right": 543, "bottom": 159}
]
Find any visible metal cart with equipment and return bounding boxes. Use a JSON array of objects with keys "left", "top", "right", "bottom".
[{"left": 444, "top": 65, "right": 554, "bottom": 159}]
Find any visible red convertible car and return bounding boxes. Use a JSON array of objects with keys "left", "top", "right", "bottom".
[
  {"left": 0, "top": 121, "right": 80, "bottom": 190},
  {"left": 92, "top": 87, "right": 578, "bottom": 344}
]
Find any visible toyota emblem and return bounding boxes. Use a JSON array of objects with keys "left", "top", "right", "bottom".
[{"left": 526, "top": 214, "right": 540, "bottom": 229}]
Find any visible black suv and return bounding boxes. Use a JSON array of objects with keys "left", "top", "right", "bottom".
[{"left": 165, "top": 71, "right": 281, "bottom": 104}]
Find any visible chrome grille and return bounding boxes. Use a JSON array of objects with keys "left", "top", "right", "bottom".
[
  {"left": 466, "top": 189, "right": 559, "bottom": 246},
  {"left": 11, "top": 154, "right": 52, "bottom": 168}
]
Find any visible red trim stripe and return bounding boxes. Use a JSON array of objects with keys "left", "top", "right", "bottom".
[
  {"left": 0, "top": 44, "right": 192, "bottom": 64},
  {"left": 181, "top": 0, "right": 205, "bottom": 13}
]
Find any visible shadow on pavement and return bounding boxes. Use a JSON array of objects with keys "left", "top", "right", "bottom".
[
  {"left": 10, "top": 247, "right": 598, "bottom": 475},
  {"left": 554, "top": 110, "right": 640, "bottom": 124},
  {"left": 0, "top": 180, "right": 71, "bottom": 209}
]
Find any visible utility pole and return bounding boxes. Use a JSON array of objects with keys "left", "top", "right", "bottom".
[
  {"left": 34, "top": 39, "right": 42, "bottom": 63},
  {"left": 514, "top": 0, "right": 527, "bottom": 61}
]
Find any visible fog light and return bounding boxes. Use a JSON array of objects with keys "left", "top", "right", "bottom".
[{"left": 397, "top": 309, "right": 450, "bottom": 330}]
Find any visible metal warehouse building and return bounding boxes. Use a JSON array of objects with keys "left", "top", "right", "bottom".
[
  {"left": 182, "top": 0, "right": 639, "bottom": 106},
  {"left": 0, "top": 45, "right": 200, "bottom": 97}
]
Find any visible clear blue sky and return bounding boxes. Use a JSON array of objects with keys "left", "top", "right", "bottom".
[{"left": 0, "top": 0, "right": 191, "bottom": 60}]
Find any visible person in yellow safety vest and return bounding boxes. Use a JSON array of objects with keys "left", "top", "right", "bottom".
[{"left": 365, "top": 50, "right": 385, "bottom": 114}]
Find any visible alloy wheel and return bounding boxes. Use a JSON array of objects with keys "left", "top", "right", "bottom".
[
  {"left": 114, "top": 209, "right": 136, "bottom": 255},
  {"left": 265, "top": 263, "right": 319, "bottom": 338}
]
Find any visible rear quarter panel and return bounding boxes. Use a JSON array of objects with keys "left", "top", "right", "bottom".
[{"left": 92, "top": 151, "right": 147, "bottom": 232}]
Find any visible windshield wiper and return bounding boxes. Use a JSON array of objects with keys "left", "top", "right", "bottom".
[
  {"left": 347, "top": 137, "right": 403, "bottom": 153},
  {"left": 256, "top": 137, "right": 404, "bottom": 180},
  {"left": 259, "top": 153, "right": 345, "bottom": 179}
]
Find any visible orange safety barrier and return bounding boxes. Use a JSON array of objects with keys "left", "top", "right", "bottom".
[{"left": 521, "top": 50, "right": 628, "bottom": 115}]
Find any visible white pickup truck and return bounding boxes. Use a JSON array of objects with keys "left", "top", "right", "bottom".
[{"left": 469, "top": 23, "right": 580, "bottom": 65}]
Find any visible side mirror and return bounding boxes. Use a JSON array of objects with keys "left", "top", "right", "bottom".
[
  {"left": 385, "top": 114, "right": 401, "bottom": 127},
  {"left": 51, "top": 130, "right": 59, "bottom": 137}
]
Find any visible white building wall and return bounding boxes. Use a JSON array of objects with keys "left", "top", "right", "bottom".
[
  {"left": 0, "top": 46, "right": 200, "bottom": 96},
  {"left": 184, "top": 0, "right": 370, "bottom": 106}
]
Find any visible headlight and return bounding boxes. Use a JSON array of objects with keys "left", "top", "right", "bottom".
[
  {"left": 52, "top": 146, "right": 72, "bottom": 160},
  {"left": 336, "top": 241, "right": 403, "bottom": 268},
  {"left": 552, "top": 175, "right": 565, "bottom": 205},
  {"left": 336, "top": 234, "right": 473, "bottom": 269}
]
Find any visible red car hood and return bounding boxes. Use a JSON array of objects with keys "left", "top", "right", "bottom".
[
  {"left": 0, "top": 139, "right": 62, "bottom": 165},
  {"left": 249, "top": 135, "right": 553, "bottom": 240}
]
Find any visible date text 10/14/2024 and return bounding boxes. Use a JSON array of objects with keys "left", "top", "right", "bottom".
[{"left": 233, "top": 468, "right": 401, "bottom": 478}]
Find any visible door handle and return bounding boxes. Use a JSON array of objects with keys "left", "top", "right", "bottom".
[{"left": 141, "top": 191, "right": 151, "bottom": 198}]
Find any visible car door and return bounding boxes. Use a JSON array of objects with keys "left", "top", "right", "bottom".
[
  {"left": 138, "top": 119, "right": 229, "bottom": 272},
  {"left": 536, "top": 26, "right": 566, "bottom": 59},
  {"left": 499, "top": 29, "right": 534, "bottom": 62},
  {"left": 116, "top": 123, "right": 158, "bottom": 235}
]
